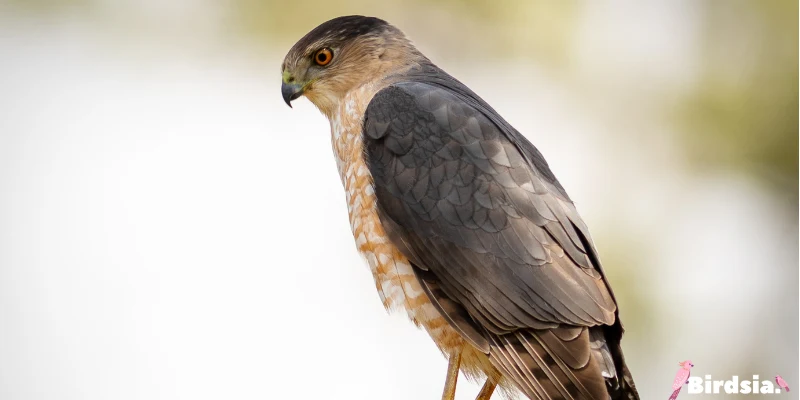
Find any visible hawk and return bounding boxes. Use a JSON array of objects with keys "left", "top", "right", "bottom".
[{"left": 281, "top": 16, "right": 639, "bottom": 400}]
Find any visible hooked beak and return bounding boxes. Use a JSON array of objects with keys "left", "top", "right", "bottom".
[{"left": 281, "top": 82, "right": 304, "bottom": 108}]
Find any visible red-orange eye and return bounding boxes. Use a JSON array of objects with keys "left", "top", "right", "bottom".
[{"left": 314, "top": 48, "right": 333, "bottom": 66}]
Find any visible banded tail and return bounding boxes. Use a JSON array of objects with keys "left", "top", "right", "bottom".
[{"left": 487, "top": 326, "right": 639, "bottom": 399}]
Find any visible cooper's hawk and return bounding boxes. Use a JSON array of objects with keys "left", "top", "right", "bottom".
[{"left": 281, "top": 16, "right": 639, "bottom": 400}]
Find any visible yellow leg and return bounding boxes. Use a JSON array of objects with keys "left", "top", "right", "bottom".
[
  {"left": 441, "top": 351, "right": 462, "bottom": 400},
  {"left": 475, "top": 379, "right": 496, "bottom": 400}
]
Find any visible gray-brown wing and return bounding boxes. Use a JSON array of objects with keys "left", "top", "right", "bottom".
[
  {"left": 363, "top": 81, "right": 630, "bottom": 399},
  {"left": 364, "top": 82, "right": 617, "bottom": 330}
]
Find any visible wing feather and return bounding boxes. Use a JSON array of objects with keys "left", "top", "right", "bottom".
[{"left": 363, "top": 70, "right": 638, "bottom": 399}]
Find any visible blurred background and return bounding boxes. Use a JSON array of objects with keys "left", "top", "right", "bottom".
[{"left": 0, "top": 1, "right": 796, "bottom": 399}]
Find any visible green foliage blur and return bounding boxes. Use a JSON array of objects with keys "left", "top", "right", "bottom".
[
  {"left": 234, "top": 0, "right": 798, "bottom": 207},
  {"left": 12, "top": 1, "right": 797, "bottom": 206},
  {"left": 678, "top": 0, "right": 797, "bottom": 208}
]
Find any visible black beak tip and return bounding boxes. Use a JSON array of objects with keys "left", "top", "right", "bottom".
[{"left": 281, "top": 83, "right": 303, "bottom": 108}]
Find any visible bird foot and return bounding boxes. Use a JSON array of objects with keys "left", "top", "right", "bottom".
[
  {"left": 441, "top": 351, "right": 462, "bottom": 400},
  {"left": 475, "top": 379, "right": 497, "bottom": 400}
]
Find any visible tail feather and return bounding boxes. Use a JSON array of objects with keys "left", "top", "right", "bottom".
[
  {"left": 668, "top": 386, "right": 682, "bottom": 400},
  {"left": 596, "top": 324, "right": 639, "bottom": 400},
  {"left": 590, "top": 328, "right": 616, "bottom": 379},
  {"left": 485, "top": 325, "right": 640, "bottom": 400},
  {"left": 488, "top": 335, "right": 544, "bottom": 398},
  {"left": 620, "top": 364, "right": 639, "bottom": 400},
  {"left": 513, "top": 333, "right": 579, "bottom": 398},
  {"left": 606, "top": 335, "right": 639, "bottom": 400},
  {"left": 604, "top": 359, "right": 639, "bottom": 400},
  {"left": 488, "top": 327, "right": 609, "bottom": 399}
]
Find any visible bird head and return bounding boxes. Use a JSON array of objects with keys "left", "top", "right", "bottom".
[
  {"left": 679, "top": 360, "right": 695, "bottom": 369},
  {"left": 280, "top": 16, "right": 425, "bottom": 116}
]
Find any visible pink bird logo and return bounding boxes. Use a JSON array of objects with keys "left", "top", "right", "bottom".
[
  {"left": 776, "top": 375, "right": 790, "bottom": 392},
  {"left": 668, "top": 360, "right": 694, "bottom": 399}
]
